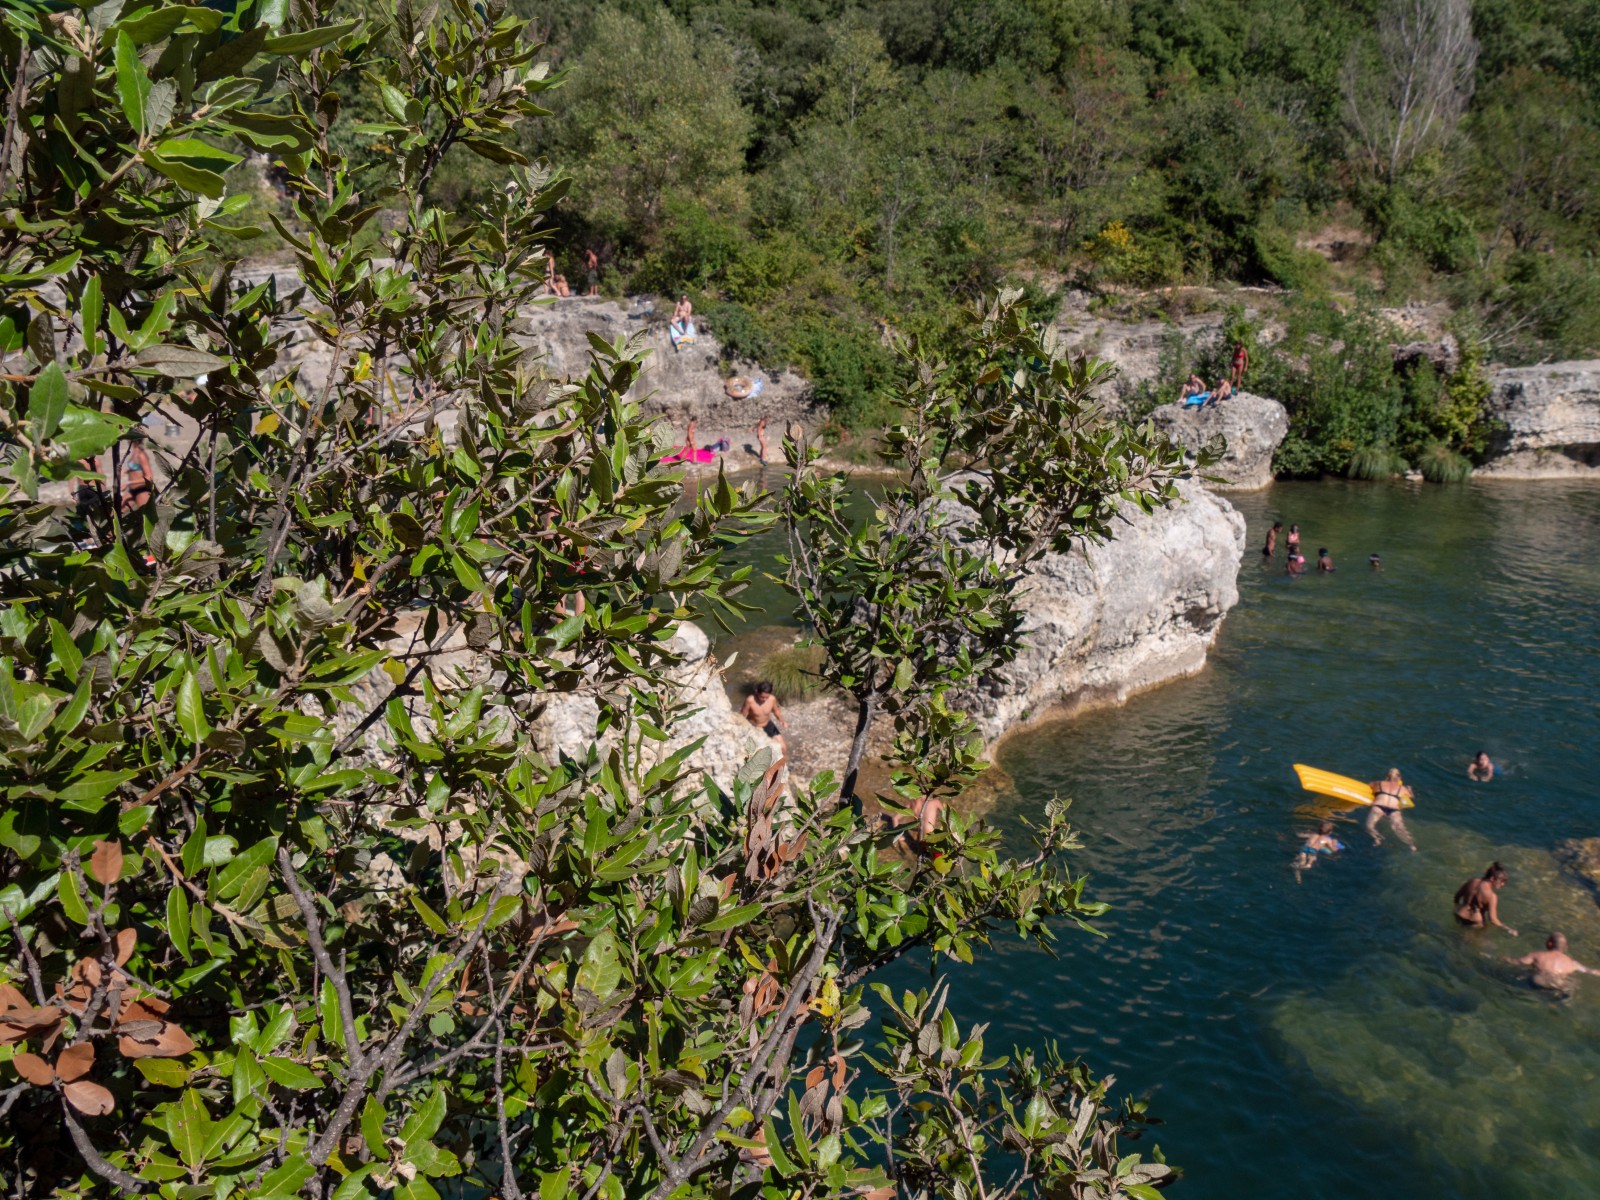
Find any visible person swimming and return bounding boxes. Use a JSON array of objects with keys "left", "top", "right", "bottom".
[
  {"left": 1366, "top": 767, "right": 1417, "bottom": 851},
  {"left": 1368, "top": 553, "right": 1383, "bottom": 571},
  {"left": 1285, "top": 552, "right": 1306, "bottom": 576},
  {"left": 1468, "top": 750, "right": 1496, "bottom": 782},
  {"left": 1455, "top": 862, "right": 1516, "bottom": 936},
  {"left": 1316, "top": 548, "right": 1334, "bottom": 573},
  {"left": 1293, "top": 820, "right": 1344, "bottom": 870},
  {"left": 1505, "top": 932, "right": 1597, "bottom": 990}
]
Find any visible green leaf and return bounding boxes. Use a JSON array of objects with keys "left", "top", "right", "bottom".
[
  {"left": 400, "top": 1084, "right": 447, "bottom": 1142},
  {"left": 260, "top": 1056, "right": 321, "bottom": 1090},
  {"left": 26, "top": 362, "right": 68, "bottom": 441},
  {"left": 56, "top": 405, "right": 132, "bottom": 459},
  {"left": 165, "top": 1089, "right": 213, "bottom": 1168},
  {"left": 575, "top": 930, "right": 622, "bottom": 1000},
  {"left": 263, "top": 20, "right": 360, "bottom": 53},
  {"left": 135, "top": 1057, "right": 191, "bottom": 1087},
  {"left": 115, "top": 32, "right": 152, "bottom": 136},
  {"left": 58, "top": 768, "right": 142, "bottom": 811},
  {"left": 320, "top": 978, "right": 343, "bottom": 1048},
  {"left": 135, "top": 343, "right": 226, "bottom": 376},
  {"left": 697, "top": 902, "right": 763, "bottom": 932},
  {"left": 167, "top": 886, "right": 192, "bottom": 963},
  {"left": 57, "top": 868, "right": 89, "bottom": 925},
  {"left": 140, "top": 149, "right": 227, "bottom": 198},
  {"left": 360, "top": 1095, "right": 387, "bottom": 1157},
  {"left": 176, "top": 671, "right": 210, "bottom": 743},
  {"left": 80, "top": 277, "right": 102, "bottom": 357}
]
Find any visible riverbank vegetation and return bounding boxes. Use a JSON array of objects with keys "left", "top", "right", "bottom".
[{"left": 0, "top": 1, "right": 1193, "bottom": 1195}]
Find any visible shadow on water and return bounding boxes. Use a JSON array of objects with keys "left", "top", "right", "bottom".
[{"left": 963, "top": 480, "right": 1600, "bottom": 1200}]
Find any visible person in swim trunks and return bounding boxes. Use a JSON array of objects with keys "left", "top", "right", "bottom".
[
  {"left": 1455, "top": 862, "right": 1515, "bottom": 935},
  {"left": 1262, "top": 521, "right": 1282, "bottom": 558},
  {"left": 1293, "top": 820, "right": 1344, "bottom": 870},
  {"left": 1468, "top": 750, "right": 1496, "bottom": 781},
  {"left": 1506, "top": 932, "right": 1596, "bottom": 989},
  {"left": 1366, "top": 767, "right": 1417, "bottom": 851},
  {"left": 740, "top": 679, "right": 787, "bottom": 760},
  {"left": 1317, "top": 548, "right": 1335, "bottom": 573}
]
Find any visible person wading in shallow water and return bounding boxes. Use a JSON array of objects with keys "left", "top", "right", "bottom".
[
  {"left": 1455, "top": 862, "right": 1516, "bottom": 936},
  {"left": 1366, "top": 767, "right": 1417, "bottom": 851},
  {"left": 1506, "top": 933, "right": 1597, "bottom": 989},
  {"left": 1262, "top": 522, "right": 1282, "bottom": 559}
]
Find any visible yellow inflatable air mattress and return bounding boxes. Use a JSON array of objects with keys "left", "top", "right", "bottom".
[{"left": 1293, "top": 763, "right": 1414, "bottom": 809}]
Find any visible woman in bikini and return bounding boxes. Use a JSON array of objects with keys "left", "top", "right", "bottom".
[
  {"left": 1365, "top": 767, "right": 1417, "bottom": 851},
  {"left": 1285, "top": 524, "right": 1301, "bottom": 557},
  {"left": 1455, "top": 862, "right": 1516, "bottom": 936}
]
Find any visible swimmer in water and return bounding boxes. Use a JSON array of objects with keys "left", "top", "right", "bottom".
[
  {"left": 1285, "top": 524, "right": 1301, "bottom": 556},
  {"left": 1316, "top": 547, "right": 1335, "bottom": 573},
  {"left": 1262, "top": 522, "right": 1281, "bottom": 558},
  {"left": 1366, "top": 767, "right": 1417, "bottom": 851},
  {"left": 1505, "top": 933, "right": 1597, "bottom": 990},
  {"left": 1368, "top": 553, "right": 1383, "bottom": 571},
  {"left": 1293, "top": 820, "right": 1344, "bottom": 870},
  {"left": 1285, "top": 552, "right": 1306, "bottom": 576},
  {"left": 1468, "top": 750, "right": 1496, "bottom": 782},
  {"left": 1455, "top": 862, "right": 1516, "bottom": 936}
]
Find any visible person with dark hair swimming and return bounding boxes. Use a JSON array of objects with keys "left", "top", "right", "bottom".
[
  {"left": 1468, "top": 751, "right": 1497, "bottom": 782},
  {"left": 1317, "top": 548, "right": 1335, "bottom": 573},
  {"left": 1506, "top": 933, "right": 1598, "bottom": 989},
  {"left": 1456, "top": 862, "right": 1516, "bottom": 936}
]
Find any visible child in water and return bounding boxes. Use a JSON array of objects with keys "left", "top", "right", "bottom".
[
  {"left": 1294, "top": 821, "right": 1345, "bottom": 870},
  {"left": 1317, "top": 548, "right": 1335, "bottom": 573}
]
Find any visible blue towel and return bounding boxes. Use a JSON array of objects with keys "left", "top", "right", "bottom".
[{"left": 1183, "top": 392, "right": 1210, "bottom": 408}]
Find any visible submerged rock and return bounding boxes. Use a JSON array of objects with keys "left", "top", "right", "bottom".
[
  {"left": 1479, "top": 361, "right": 1600, "bottom": 479},
  {"left": 1149, "top": 393, "right": 1289, "bottom": 491}
]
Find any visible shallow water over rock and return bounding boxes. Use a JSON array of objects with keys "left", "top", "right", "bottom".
[{"left": 976, "top": 479, "right": 1600, "bottom": 1200}]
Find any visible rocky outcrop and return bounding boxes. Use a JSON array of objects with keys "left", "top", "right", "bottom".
[
  {"left": 519, "top": 299, "right": 821, "bottom": 448},
  {"left": 1149, "top": 393, "right": 1288, "bottom": 491},
  {"left": 1478, "top": 361, "right": 1600, "bottom": 479},
  {"left": 962, "top": 480, "right": 1245, "bottom": 743},
  {"left": 1055, "top": 307, "right": 1228, "bottom": 412},
  {"left": 655, "top": 480, "right": 1246, "bottom": 780}
]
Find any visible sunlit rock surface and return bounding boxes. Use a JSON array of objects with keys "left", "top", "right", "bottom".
[
  {"left": 1149, "top": 393, "right": 1289, "bottom": 491},
  {"left": 1479, "top": 361, "right": 1600, "bottom": 479}
]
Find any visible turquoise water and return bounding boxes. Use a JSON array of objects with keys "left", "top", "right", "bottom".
[{"left": 971, "top": 480, "right": 1600, "bottom": 1199}]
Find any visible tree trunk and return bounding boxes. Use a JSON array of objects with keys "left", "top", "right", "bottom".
[{"left": 840, "top": 691, "right": 877, "bottom": 807}]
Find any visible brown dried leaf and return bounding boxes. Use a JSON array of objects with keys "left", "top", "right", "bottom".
[
  {"left": 62, "top": 1079, "right": 115, "bottom": 1116},
  {"left": 88, "top": 840, "right": 123, "bottom": 886},
  {"left": 118, "top": 1020, "right": 195, "bottom": 1059},
  {"left": 0, "top": 983, "right": 28, "bottom": 1013},
  {"left": 830, "top": 1053, "right": 847, "bottom": 1090},
  {"left": 72, "top": 957, "right": 103, "bottom": 988},
  {"left": 11, "top": 1051, "right": 54, "bottom": 1086},
  {"left": 113, "top": 928, "right": 136, "bottom": 966},
  {"left": 55, "top": 1041, "right": 94, "bottom": 1082},
  {"left": 805, "top": 1065, "right": 826, "bottom": 1090}
]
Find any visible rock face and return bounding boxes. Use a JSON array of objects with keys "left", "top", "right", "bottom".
[
  {"left": 962, "top": 480, "right": 1246, "bottom": 743},
  {"left": 1149, "top": 393, "right": 1289, "bottom": 491},
  {"left": 520, "top": 299, "right": 822, "bottom": 448},
  {"left": 1478, "top": 361, "right": 1600, "bottom": 479},
  {"left": 1056, "top": 308, "right": 1227, "bottom": 412}
]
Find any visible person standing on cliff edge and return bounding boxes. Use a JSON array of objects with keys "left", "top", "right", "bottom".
[{"left": 1230, "top": 340, "right": 1249, "bottom": 386}]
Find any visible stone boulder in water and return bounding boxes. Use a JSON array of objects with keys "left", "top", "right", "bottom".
[
  {"left": 958, "top": 479, "right": 1247, "bottom": 744},
  {"left": 1478, "top": 360, "right": 1600, "bottom": 479},
  {"left": 1148, "top": 392, "right": 1289, "bottom": 491}
]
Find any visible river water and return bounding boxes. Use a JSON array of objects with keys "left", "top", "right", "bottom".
[{"left": 971, "top": 479, "right": 1600, "bottom": 1199}]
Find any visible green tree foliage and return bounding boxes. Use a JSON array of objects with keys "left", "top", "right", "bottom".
[
  {"left": 539, "top": 6, "right": 751, "bottom": 246},
  {"left": 0, "top": 2, "right": 1190, "bottom": 1196}
]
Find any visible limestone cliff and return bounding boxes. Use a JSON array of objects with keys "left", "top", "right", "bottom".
[
  {"left": 1478, "top": 361, "right": 1600, "bottom": 479},
  {"left": 961, "top": 479, "right": 1246, "bottom": 743},
  {"left": 1148, "top": 393, "right": 1289, "bottom": 491}
]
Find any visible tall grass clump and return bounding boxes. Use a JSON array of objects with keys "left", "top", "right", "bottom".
[
  {"left": 758, "top": 642, "right": 827, "bottom": 698},
  {"left": 1347, "top": 446, "right": 1409, "bottom": 480},
  {"left": 1415, "top": 441, "right": 1474, "bottom": 482}
]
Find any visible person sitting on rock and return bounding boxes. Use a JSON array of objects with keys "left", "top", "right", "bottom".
[
  {"left": 1209, "top": 377, "right": 1233, "bottom": 404},
  {"left": 1178, "top": 373, "right": 1206, "bottom": 403},
  {"left": 669, "top": 294, "right": 696, "bottom": 350}
]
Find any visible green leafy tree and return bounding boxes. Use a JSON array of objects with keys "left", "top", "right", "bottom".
[
  {"left": 0, "top": 3, "right": 1190, "bottom": 1199},
  {"left": 539, "top": 5, "right": 751, "bottom": 245}
]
